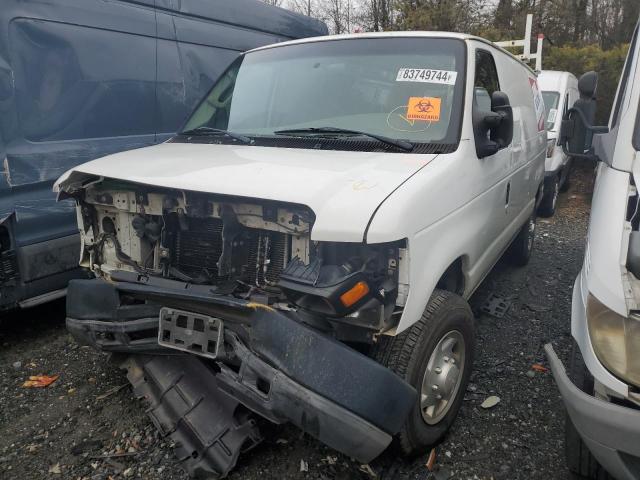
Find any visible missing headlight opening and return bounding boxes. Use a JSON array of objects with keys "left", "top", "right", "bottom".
[{"left": 75, "top": 179, "right": 407, "bottom": 337}]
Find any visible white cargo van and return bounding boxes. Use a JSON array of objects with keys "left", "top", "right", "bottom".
[
  {"left": 55, "top": 32, "right": 546, "bottom": 477},
  {"left": 537, "top": 70, "right": 579, "bottom": 216},
  {"left": 546, "top": 18, "right": 640, "bottom": 480}
]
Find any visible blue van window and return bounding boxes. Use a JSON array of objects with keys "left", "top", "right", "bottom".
[{"left": 10, "top": 19, "right": 156, "bottom": 141}]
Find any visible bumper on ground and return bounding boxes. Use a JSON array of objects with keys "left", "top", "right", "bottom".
[
  {"left": 545, "top": 344, "right": 640, "bottom": 480},
  {"left": 66, "top": 277, "right": 417, "bottom": 464}
]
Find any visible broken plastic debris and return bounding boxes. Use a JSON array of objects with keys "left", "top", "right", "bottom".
[
  {"left": 300, "top": 459, "right": 308, "bottom": 472},
  {"left": 480, "top": 395, "right": 501, "bottom": 409},
  {"left": 531, "top": 363, "right": 548, "bottom": 372},
  {"left": 426, "top": 448, "right": 436, "bottom": 471},
  {"left": 359, "top": 464, "right": 378, "bottom": 478},
  {"left": 22, "top": 375, "right": 59, "bottom": 388}
]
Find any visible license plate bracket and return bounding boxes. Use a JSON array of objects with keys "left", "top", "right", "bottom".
[{"left": 158, "top": 307, "right": 224, "bottom": 359}]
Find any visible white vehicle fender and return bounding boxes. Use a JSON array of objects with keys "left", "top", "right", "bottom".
[{"left": 366, "top": 146, "right": 480, "bottom": 334}]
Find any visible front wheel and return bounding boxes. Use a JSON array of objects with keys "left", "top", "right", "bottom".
[{"left": 371, "top": 290, "right": 475, "bottom": 455}]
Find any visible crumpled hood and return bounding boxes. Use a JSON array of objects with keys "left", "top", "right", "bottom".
[{"left": 55, "top": 142, "right": 438, "bottom": 242}]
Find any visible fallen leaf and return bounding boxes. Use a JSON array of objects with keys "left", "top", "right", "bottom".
[
  {"left": 48, "top": 463, "right": 62, "bottom": 474},
  {"left": 532, "top": 364, "right": 548, "bottom": 372},
  {"left": 23, "top": 375, "right": 59, "bottom": 388},
  {"left": 480, "top": 395, "right": 501, "bottom": 409},
  {"left": 426, "top": 448, "right": 436, "bottom": 471},
  {"left": 300, "top": 459, "right": 309, "bottom": 472}
]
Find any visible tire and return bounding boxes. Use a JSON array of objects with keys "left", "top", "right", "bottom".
[
  {"left": 538, "top": 174, "right": 559, "bottom": 217},
  {"left": 507, "top": 210, "right": 536, "bottom": 267},
  {"left": 565, "top": 342, "right": 613, "bottom": 480},
  {"left": 371, "top": 290, "right": 475, "bottom": 455},
  {"left": 560, "top": 161, "right": 573, "bottom": 192}
]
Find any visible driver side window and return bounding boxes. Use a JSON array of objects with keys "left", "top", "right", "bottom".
[{"left": 474, "top": 50, "right": 500, "bottom": 111}]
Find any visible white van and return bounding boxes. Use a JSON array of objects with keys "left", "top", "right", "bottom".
[
  {"left": 537, "top": 70, "right": 579, "bottom": 216},
  {"left": 545, "top": 18, "right": 640, "bottom": 480},
  {"left": 55, "top": 32, "right": 545, "bottom": 476}
]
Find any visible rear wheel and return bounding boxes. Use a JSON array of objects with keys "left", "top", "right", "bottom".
[
  {"left": 507, "top": 210, "right": 536, "bottom": 266},
  {"left": 565, "top": 343, "right": 613, "bottom": 480},
  {"left": 371, "top": 290, "right": 475, "bottom": 455},
  {"left": 539, "top": 174, "right": 560, "bottom": 217}
]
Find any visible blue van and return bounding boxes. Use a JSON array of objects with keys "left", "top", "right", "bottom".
[{"left": 0, "top": 0, "right": 327, "bottom": 310}]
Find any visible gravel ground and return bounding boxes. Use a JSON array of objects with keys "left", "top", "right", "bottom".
[{"left": 0, "top": 162, "right": 595, "bottom": 480}]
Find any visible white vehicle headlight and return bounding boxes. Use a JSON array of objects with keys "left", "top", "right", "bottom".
[
  {"left": 546, "top": 138, "right": 556, "bottom": 158},
  {"left": 587, "top": 293, "right": 640, "bottom": 388}
]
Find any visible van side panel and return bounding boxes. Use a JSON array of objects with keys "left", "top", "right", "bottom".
[
  {"left": 491, "top": 47, "right": 546, "bottom": 223},
  {"left": 0, "top": 0, "right": 327, "bottom": 309},
  {"left": 155, "top": 0, "right": 328, "bottom": 40},
  {"left": 367, "top": 42, "right": 545, "bottom": 334}
]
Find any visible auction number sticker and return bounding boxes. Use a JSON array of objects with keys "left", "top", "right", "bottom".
[{"left": 396, "top": 68, "right": 457, "bottom": 85}]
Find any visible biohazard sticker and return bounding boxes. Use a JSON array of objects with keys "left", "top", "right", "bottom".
[
  {"left": 396, "top": 68, "right": 457, "bottom": 85},
  {"left": 406, "top": 97, "right": 441, "bottom": 122}
]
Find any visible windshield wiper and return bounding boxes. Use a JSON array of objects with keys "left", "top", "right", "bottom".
[
  {"left": 179, "top": 126, "right": 252, "bottom": 144},
  {"left": 273, "top": 127, "right": 414, "bottom": 152}
]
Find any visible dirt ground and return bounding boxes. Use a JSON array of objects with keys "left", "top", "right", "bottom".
[{"left": 0, "top": 162, "right": 596, "bottom": 480}]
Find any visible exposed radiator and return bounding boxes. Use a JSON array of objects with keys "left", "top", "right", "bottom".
[{"left": 172, "top": 217, "right": 288, "bottom": 286}]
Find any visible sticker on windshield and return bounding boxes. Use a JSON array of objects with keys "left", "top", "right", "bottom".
[
  {"left": 406, "top": 97, "right": 441, "bottom": 122},
  {"left": 547, "top": 108, "right": 557, "bottom": 124},
  {"left": 396, "top": 68, "right": 457, "bottom": 85}
]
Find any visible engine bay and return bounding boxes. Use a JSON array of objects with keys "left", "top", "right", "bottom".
[{"left": 73, "top": 179, "right": 408, "bottom": 335}]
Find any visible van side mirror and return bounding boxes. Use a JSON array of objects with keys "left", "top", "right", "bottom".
[
  {"left": 473, "top": 89, "right": 514, "bottom": 158},
  {"left": 559, "top": 71, "right": 608, "bottom": 159}
]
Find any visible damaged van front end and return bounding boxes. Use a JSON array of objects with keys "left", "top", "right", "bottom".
[
  {"left": 56, "top": 167, "right": 418, "bottom": 476},
  {"left": 53, "top": 32, "right": 483, "bottom": 477}
]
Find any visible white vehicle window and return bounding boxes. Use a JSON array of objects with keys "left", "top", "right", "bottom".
[{"left": 542, "top": 91, "right": 560, "bottom": 131}]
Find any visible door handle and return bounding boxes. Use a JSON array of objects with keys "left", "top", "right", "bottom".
[{"left": 505, "top": 182, "right": 511, "bottom": 206}]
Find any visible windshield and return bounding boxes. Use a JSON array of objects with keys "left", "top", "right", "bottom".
[
  {"left": 541, "top": 91, "right": 560, "bottom": 131},
  {"left": 182, "top": 37, "right": 466, "bottom": 149}
]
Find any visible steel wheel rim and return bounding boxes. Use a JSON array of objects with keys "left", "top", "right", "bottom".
[{"left": 420, "top": 330, "right": 466, "bottom": 425}]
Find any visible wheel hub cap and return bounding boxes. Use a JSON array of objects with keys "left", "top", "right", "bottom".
[{"left": 420, "top": 330, "right": 466, "bottom": 425}]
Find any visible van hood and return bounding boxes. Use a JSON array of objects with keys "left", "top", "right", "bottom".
[{"left": 55, "top": 142, "right": 438, "bottom": 242}]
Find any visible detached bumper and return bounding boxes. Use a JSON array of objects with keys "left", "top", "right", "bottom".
[
  {"left": 545, "top": 344, "right": 640, "bottom": 480},
  {"left": 66, "top": 277, "right": 417, "bottom": 465}
]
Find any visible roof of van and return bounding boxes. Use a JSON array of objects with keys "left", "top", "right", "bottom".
[
  {"left": 537, "top": 70, "right": 578, "bottom": 92},
  {"left": 248, "top": 31, "right": 537, "bottom": 74}
]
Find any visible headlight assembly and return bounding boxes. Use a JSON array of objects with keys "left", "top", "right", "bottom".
[{"left": 587, "top": 293, "right": 640, "bottom": 388}]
